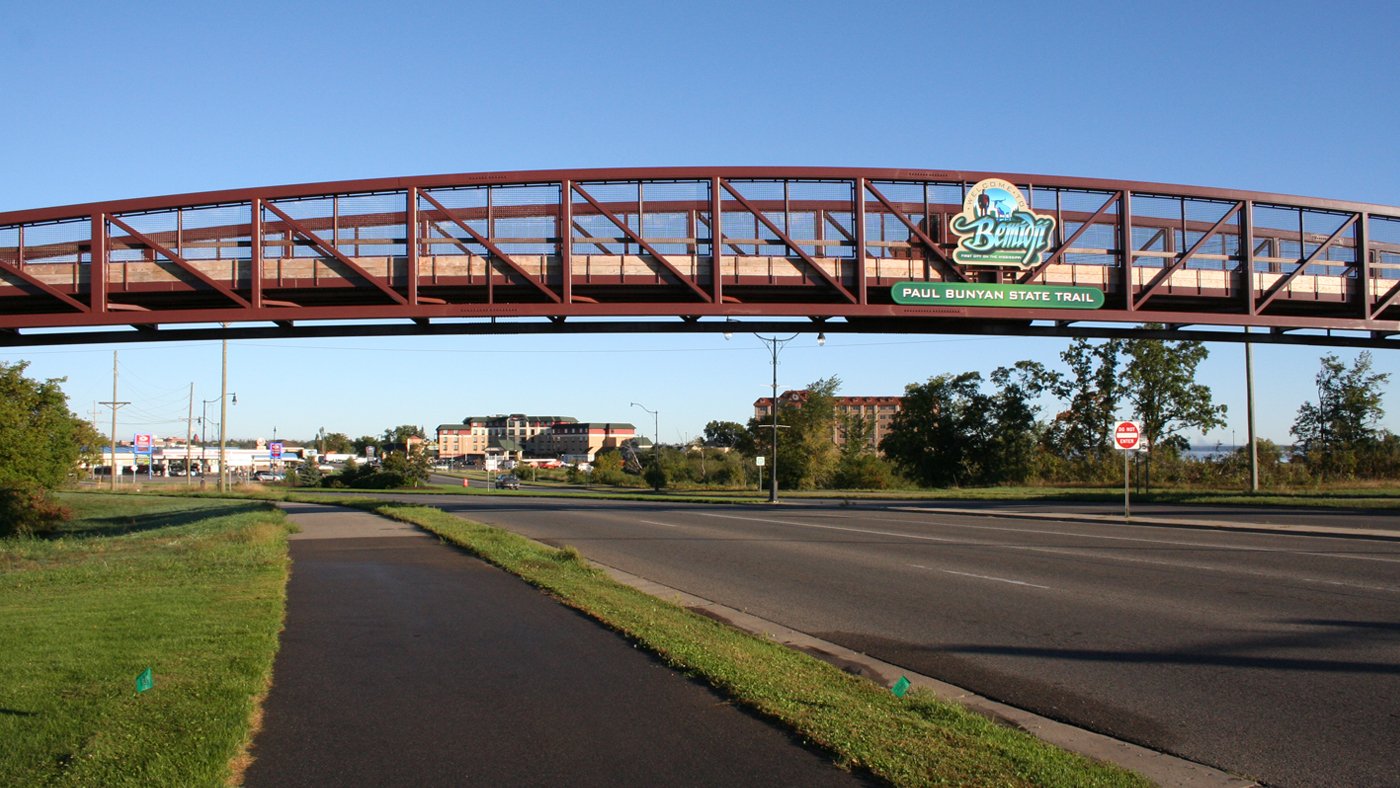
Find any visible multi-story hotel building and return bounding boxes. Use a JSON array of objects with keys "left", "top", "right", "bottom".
[
  {"left": 436, "top": 414, "right": 634, "bottom": 463},
  {"left": 753, "top": 391, "right": 903, "bottom": 452}
]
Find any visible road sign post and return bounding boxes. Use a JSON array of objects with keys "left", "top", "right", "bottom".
[{"left": 1113, "top": 421, "right": 1141, "bottom": 519}]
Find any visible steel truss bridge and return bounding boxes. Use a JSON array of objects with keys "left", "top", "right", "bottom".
[{"left": 1, "top": 167, "right": 1397, "bottom": 348}]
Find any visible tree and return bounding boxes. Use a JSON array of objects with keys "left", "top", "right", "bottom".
[
  {"left": 352, "top": 435, "right": 382, "bottom": 456},
  {"left": 1047, "top": 338, "right": 1123, "bottom": 464},
  {"left": 590, "top": 450, "right": 625, "bottom": 485},
  {"left": 643, "top": 459, "right": 669, "bottom": 491},
  {"left": 881, "top": 372, "right": 988, "bottom": 487},
  {"left": 1291, "top": 352, "right": 1390, "bottom": 479},
  {"left": 749, "top": 376, "right": 843, "bottom": 490},
  {"left": 383, "top": 424, "right": 425, "bottom": 445},
  {"left": 702, "top": 420, "right": 750, "bottom": 450},
  {"left": 381, "top": 449, "right": 430, "bottom": 488},
  {"left": 1120, "top": 329, "right": 1226, "bottom": 455},
  {"left": 0, "top": 361, "right": 94, "bottom": 535},
  {"left": 985, "top": 361, "right": 1056, "bottom": 484},
  {"left": 321, "top": 432, "right": 353, "bottom": 454}
]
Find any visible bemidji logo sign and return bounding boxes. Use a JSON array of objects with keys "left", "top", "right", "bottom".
[{"left": 947, "top": 178, "right": 1056, "bottom": 268}]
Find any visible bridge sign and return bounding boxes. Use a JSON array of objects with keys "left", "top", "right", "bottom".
[
  {"left": 1114, "top": 421, "right": 1141, "bottom": 451},
  {"left": 892, "top": 282, "right": 1103, "bottom": 309}
]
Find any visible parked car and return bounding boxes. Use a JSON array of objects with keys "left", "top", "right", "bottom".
[
  {"left": 253, "top": 470, "right": 286, "bottom": 483},
  {"left": 496, "top": 474, "right": 521, "bottom": 490}
]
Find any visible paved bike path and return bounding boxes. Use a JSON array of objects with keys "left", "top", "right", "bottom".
[{"left": 243, "top": 503, "right": 865, "bottom": 786}]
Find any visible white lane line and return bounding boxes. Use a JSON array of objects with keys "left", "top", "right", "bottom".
[
  {"left": 697, "top": 511, "right": 1400, "bottom": 595},
  {"left": 939, "top": 569, "right": 1052, "bottom": 590},
  {"left": 909, "top": 563, "right": 1052, "bottom": 590},
  {"left": 695, "top": 511, "right": 964, "bottom": 543},
  {"left": 839, "top": 512, "right": 1400, "bottom": 565},
  {"left": 639, "top": 520, "right": 681, "bottom": 528}
]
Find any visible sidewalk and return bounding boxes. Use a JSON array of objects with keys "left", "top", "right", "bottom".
[{"left": 243, "top": 503, "right": 866, "bottom": 787}]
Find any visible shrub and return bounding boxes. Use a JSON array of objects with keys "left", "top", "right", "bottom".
[{"left": 0, "top": 483, "right": 70, "bottom": 538}]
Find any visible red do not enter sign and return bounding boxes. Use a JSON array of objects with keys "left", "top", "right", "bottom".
[{"left": 1114, "top": 421, "right": 1141, "bottom": 450}]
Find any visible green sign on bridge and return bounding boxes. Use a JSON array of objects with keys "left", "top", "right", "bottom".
[{"left": 892, "top": 282, "right": 1105, "bottom": 310}]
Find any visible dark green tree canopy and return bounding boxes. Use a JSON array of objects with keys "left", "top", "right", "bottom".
[
  {"left": 0, "top": 361, "right": 93, "bottom": 489},
  {"left": 1291, "top": 352, "right": 1391, "bottom": 478},
  {"left": 702, "top": 420, "right": 749, "bottom": 449},
  {"left": 1120, "top": 329, "right": 1226, "bottom": 453}
]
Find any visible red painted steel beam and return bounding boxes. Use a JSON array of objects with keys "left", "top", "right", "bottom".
[
  {"left": 718, "top": 178, "right": 857, "bottom": 302},
  {"left": 107, "top": 214, "right": 251, "bottom": 307},
  {"left": 1018, "top": 192, "right": 1120, "bottom": 284},
  {"left": 0, "top": 259, "right": 89, "bottom": 313},
  {"left": 262, "top": 201, "right": 407, "bottom": 305},
  {"left": 569, "top": 183, "right": 711, "bottom": 302},
  {"left": 863, "top": 181, "right": 965, "bottom": 283},
  {"left": 419, "top": 190, "right": 560, "bottom": 303},
  {"left": 1254, "top": 213, "right": 1359, "bottom": 314},
  {"left": 1134, "top": 202, "right": 1243, "bottom": 310}
]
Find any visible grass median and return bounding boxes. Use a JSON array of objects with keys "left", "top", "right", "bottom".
[
  {"left": 0, "top": 493, "right": 290, "bottom": 787},
  {"left": 354, "top": 499, "right": 1148, "bottom": 786}
]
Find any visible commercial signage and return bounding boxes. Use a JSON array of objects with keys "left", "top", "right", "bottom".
[
  {"left": 892, "top": 281, "right": 1103, "bottom": 309},
  {"left": 134, "top": 433, "right": 153, "bottom": 454},
  {"left": 948, "top": 178, "right": 1057, "bottom": 268},
  {"left": 1114, "top": 421, "right": 1142, "bottom": 451},
  {"left": 269, "top": 441, "right": 283, "bottom": 460}
]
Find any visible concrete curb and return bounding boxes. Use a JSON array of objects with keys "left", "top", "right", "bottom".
[
  {"left": 890, "top": 505, "right": 1400, "bottom": 541},
  {"left": 598, "top": 562, "right": 1258, "bottom": 788}
]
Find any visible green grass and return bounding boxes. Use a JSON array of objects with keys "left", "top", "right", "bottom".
[
  {"left": 349, "top": 500, "right": 1148, "bottom": 787},
  {"left": 0, "top": 493, "right": 290, "bottom": 787}
]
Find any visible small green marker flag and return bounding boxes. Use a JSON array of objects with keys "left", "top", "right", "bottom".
[
  {"left": 891, "top": 676, "right": 910, "bottom": 698},
  {"left": 135, "top": 667, "right": 154, "bottom": 694}
]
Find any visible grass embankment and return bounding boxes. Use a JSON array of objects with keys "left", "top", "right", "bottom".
[
  {"left": 354, "top": 500, "right": 1147, "bottom": 787},
  {"left": 0, "top": 493, "right": 290, "bottom": 787}
]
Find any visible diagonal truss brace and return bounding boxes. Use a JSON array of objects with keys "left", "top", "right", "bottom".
[
  {"left": 107, "top": 215, "right": 251, "bottom": 308},
  {"left": 0, "top": 256, "right": 89, "bottom": 312},
  {"left": 1254, "top": 214, "right": 1358, "bottom": 314},
  {"left": 863, "top": 182, "right": 966, "bottom": 284},
  {"left": 418, "top": 191, "right": 561, "bottom": 303},
  {"left": 262, "top": 202, "right": 407, "bottom": 305},
  {"left": 570, "top": 184, "right": 711, "bottom": 302},
  {"left": 1018, "top": 192, "right": 1121, "bottom": 284},
  {"left": 1134, "top": 202, "right": 1243, "bottom": 310},
  {"left": 718, "top": 178, "right": 857, "bottom": 302},
  {"left": 1368, "top": 278, "right": 1400, "bottom": 320}
]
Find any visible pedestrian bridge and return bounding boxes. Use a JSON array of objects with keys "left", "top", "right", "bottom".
[{"left": 1, "top": 166, "right": 1396, "bottom": 348}]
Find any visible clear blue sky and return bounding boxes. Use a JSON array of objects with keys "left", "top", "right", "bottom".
[{"left": 2, "top": 1, "right": 1397, "bottom": 448}]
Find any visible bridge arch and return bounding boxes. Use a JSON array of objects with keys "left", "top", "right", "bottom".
[{"left": 1, "top": 166, "right": 1396, "bottom": 348}]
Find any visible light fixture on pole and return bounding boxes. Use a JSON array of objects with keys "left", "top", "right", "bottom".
[
  {"left": 745, "top": 331, "right": 825, "bottom": 504},
  {"left": 630, "top": 402, "right": 659, "bottom": 458}
]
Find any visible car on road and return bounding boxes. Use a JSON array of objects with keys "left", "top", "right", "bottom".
[
  {"left": 253, "top": 470, "right": 286, "bottom": 483},
  {"left": 495, "top": 474, "right": 521, "bottom": 490}
]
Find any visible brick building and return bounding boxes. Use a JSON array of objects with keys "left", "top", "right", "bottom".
[{"left": 753, "top": 391, "right": 903, "bottom": 452}]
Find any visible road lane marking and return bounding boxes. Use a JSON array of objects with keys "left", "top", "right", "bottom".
[
  {"left": 694, "top": 511, "right": 964, "bottom": 543},
  {"left": 938, "top": 569, "right": 1052, "bottom": 590},
  {"left": 694, "top": 511, "right": 1400, "bottom": 595},
  {"left": 909, "top": 563, "right": 1052, "bottom": 590},
  {"left": 835, "top": 512, "right": 1400, "bottom": 565},
  {"left": 639, "top": 520, "right": 681, "bottom": 528}
]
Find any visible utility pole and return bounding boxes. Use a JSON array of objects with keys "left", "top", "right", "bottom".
[
  {"left": 219, "top": 336, "right": 229, "bottom": 492},
  {"left": 1244, "top": 328, "right": 1259, "bottom": 493},
  {"left": 185, "top": 382, "right": 194, "bottom": 485},
  {"left": 99, "top": 350, "right": 130, "bottom": 492}
]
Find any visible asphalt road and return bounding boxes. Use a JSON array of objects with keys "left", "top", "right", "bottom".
[{"left": 396, "top": 495, "right": 1400, "bottom": 788}]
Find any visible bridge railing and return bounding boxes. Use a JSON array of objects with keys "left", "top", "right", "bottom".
[{"left": 0, "top": 168, "right": 1397, "bottom": 344}]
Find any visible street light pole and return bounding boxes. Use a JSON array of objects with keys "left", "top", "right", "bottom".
[
  {"left": 630, "top": 402, "right": 659, "bottom": 460},
  {"left": 757, "top": 334, "right": 796, "bottom": 504}
]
